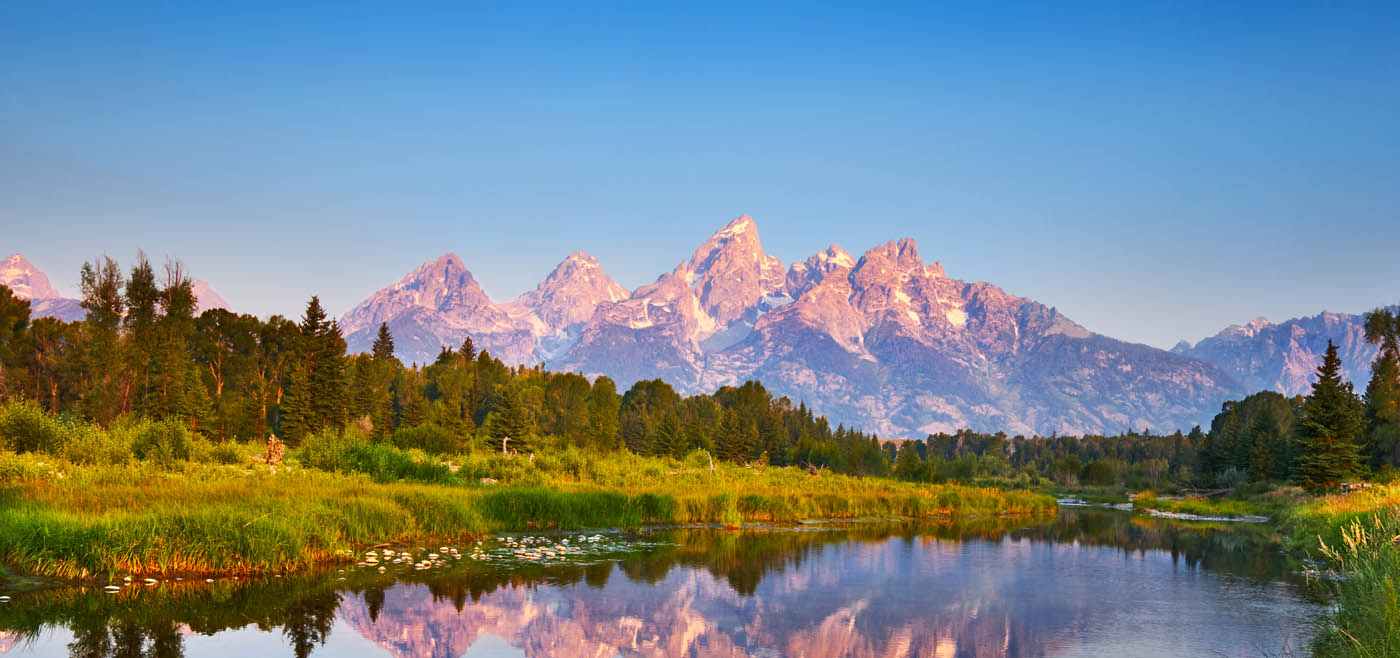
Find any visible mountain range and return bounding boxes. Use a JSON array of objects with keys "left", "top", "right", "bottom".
[
  {"left": 1172, "top": 310, "right": 1387, "bottom": 398},
  {"left": 341, "top": 216, "right": 1375, "bottom": 437},
  {"left": 1, "top": 253, "right": 229, "bottom": 322},
  {"left": 5, "top": 222, "right": 1384, "bottom": 437}
]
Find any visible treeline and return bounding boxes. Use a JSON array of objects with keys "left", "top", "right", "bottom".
[
  {"left": 882, "top": 312, "right": 1400, "bottom": 492},
  {"left": 2, "top": 255, "right": 1394, "bottom": 490},
  {"left": 0, "top": 255, "right": 886, "bottom": 474}
]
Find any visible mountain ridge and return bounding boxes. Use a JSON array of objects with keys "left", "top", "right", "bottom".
[{"left": 339, "top": 217, "right": 1247, "bottom": 435}]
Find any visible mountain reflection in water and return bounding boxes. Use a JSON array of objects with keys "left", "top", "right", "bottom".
[{"left": 0, "top": 509, "right": 1321, "bottom": 658}]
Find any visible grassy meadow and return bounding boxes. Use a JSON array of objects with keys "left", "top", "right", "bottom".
[{"left": 0, "top": 401, "right": 1055, "bottom": 580}]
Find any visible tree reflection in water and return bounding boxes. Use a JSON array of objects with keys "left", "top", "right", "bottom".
[{"left": 0, "top": 509, "right": 1320, "bottom": 658}]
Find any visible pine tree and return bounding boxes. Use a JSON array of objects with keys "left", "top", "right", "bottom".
[
  {"left": 652, "top": 411, "right": 683, "bottom": 457},
  {"left": 716, "top": 410, "right": 747, "bottom": 463},
  {"left": 371, "top": 323, "right": 395, "bottom": 361},
  {"left": 1294, "top": 341, "right": 1364, "bottom": 491},
  {"left": 279, "top": 297, "right": 347, "bottom": 443},
  {"left": 486, "top": 384, "right": 532, "bottom": 453},
  {"left": 459, "top": 336, "right": 476, "bottom": 362}
]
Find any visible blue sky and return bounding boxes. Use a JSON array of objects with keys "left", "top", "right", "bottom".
[{"left": 2, "top": 1, "right": 1397, "bottom": 348}]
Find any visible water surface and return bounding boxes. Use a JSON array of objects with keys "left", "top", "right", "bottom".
[{"left": 0, "top": 509, "right": 1322, "bottom": 657}]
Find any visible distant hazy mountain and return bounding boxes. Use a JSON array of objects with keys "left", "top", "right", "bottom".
[
  {"left": 2, "top": 253, "right": 231, "bottom": 320},
  {"left": 1, "top": 253, "right": 85, "bottom": 322},
  {"left": 1172, "top": 309, "right": 1390, "bottom": 396},
  {"left": 342, "top": 217, "right": 1244, "bottom": 436}
]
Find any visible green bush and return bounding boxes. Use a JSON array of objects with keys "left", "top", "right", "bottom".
[
  {"left": 189, "top": 438, "right": 247, "bottom": 465},
  {"left": 0, "top": 400, "right": 67, "bottom": 454},
  {"left": 1079, "top": 460, "right": 1116, "bottom": 486},
  {"left": 389, "top": 423, "right": 458, "bottom": 455},
  {"left": 344, "top": 443, "right": 453, "bottom": 484},
  {"left": 131, "top": 419, "right": 192, "bottom": 465},
  {"left": 0, "top": 450, "right": 60, "bottom": 480},
  {"left": 60, "top": 420, "right": 133, "bottom": 465},
  {"left": 298, "top": 428, "right": 359, "bottom": 472}
]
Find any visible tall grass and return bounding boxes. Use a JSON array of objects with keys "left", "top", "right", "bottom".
[
  {"left": 1311, "top": 510, "right": 1400, "bottom": 658},
  {"left": 0, "top": 401, "right": 1057, "bottom": 579},
  {"left": 1282, "top": 484, "right": 1400, "bottom": 657}
]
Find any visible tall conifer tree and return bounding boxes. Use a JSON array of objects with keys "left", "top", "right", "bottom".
[{"left": 1294, "top": 341, "right": 1364, "bottom": 491}]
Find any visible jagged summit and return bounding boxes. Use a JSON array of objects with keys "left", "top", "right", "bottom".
[
  {"left": 192, "top": 280, "right": 229, "bottom": 312},
  {"left": 2, "top": 253, "right": 62, "bottom": 300},
  {"left": 342, "top": 215, "right": 1245, "bottom": 436},
  {"left": 1174, "top": 309, "right": 1390, "bottom": 396}
]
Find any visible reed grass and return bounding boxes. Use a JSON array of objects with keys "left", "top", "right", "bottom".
[
  {"left": 1280, "top": 484, "right": 1400, "bottom": 657},
  {"left": 0, "top": 448, "right": 1055, "bottom": 579}
]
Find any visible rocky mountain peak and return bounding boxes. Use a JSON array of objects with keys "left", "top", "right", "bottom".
[
  {"left": 509, "top": 251, "right": 629, "bottom": 334},
  {"left": 191, "top": 280, "right": 229, "bottom": 312},
  {"left": 786, "top": 244, "right": 857, "bottom": 299},
  {"left": 1, "top": 253, "right": 61, "bottom": 300},
  {"left": 340, "top": 253, "right": 495, "bottom": 337},
  {"left": 680, "top": 215, "right": 786, "bottom": 327}
]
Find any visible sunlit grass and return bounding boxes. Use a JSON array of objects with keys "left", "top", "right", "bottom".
[{"left": 0, "top": 444, "right": 1056, "bottom": 579}]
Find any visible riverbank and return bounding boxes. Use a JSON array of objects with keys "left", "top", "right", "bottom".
[
  {"left": 0, "top": 448, "right": 1056, "bottom": 581},
  {"left": 1280, "top": 484, "right": 1400, "bottom": 658}
]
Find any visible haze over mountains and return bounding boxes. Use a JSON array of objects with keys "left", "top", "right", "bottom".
[{"left": 5, "top": 221, "right": 1384, "bottom": 438}]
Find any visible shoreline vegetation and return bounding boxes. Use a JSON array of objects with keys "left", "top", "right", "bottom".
[
  {"left": 0, "top": 407, "right": 1056, "bottom": 581},
  {"left": 0, "top": 412, "right": 1396, "bottom": 656}
]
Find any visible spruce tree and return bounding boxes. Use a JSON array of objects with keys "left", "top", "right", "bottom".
[
  {"left": 1294, "top": 341, "right": 1364, "bottom": 491},
  {"left": 371, "top": 323, "right": 395, "bottom": 361},
  {"left": 486, "top": 384, "right": 532, "bottom": 452},
  {"left": 279, "top": 296, "right": 347, "bottom": 443},
  {"left": 652, "top": 411, "right": 683, "bottom": 457}
]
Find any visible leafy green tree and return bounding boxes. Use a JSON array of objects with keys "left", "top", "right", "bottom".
[
  {"left": 123, "top": 254, "right": 160, "bottom": 415},
  {"left": 893, "top": 441, "right": 924, "bottom": 481},
  {"left": 584, "top": 376, "right": 620, "bottom": 450},
  {"left": 1294, "top": 341, "right": 1365, "bottom": 491},
  {"left": 1362, "top": 307, "right": 1400, "bottom": 469},
  {"left": 0, "top": 285, "right": 30, "bottom": 401},
  {"left": 78, "top": 256, "right": 124, "bottom": 422}
]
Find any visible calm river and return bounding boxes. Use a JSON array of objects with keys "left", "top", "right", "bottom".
[{"left": 0, "top": 508, "right": 1323, "bottom": 657}]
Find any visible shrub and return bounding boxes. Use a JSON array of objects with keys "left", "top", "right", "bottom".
[
  {"left": 1079, "top": 460, "right": 1116, "bottom": 486},
  {"left": 131, "top": 419, "right": 193, "bottom": 465},
  {"left": 1215, "top": 466, "right": 1248, "bottom": 490},
  {"left": 189, "top": 438, "right": 247, "bottom": 465},
  {"left": 0, "top": 450, "right": 60, "bottom": 480},
  {"left": 389, "top": 423, "right": 458, "bottom": 455},
  {"left": 344, "top": 443, "right": 453, "bottom": 484},
  {"left": 299, "top": 428, "right": 359, "bottom": 472},
  {"left": 0, "top": 400, "right": 67, "bottom": 454},
  {"left": 60, "top": 420, "right": 133, "bottom": 465}
]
